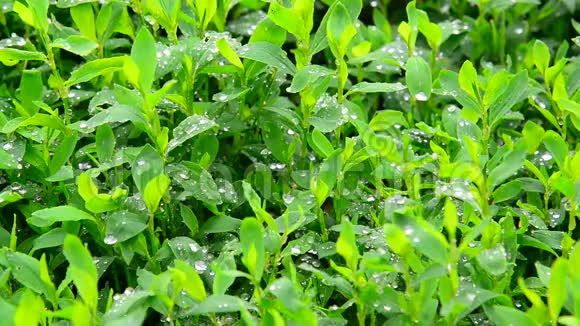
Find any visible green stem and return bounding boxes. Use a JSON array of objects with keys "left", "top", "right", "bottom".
[
  {"left": 41, "top": 33, "right": 71, "bottom": 125},
  {"left": 147, "top": 213, "right": 161, "bottom": 273},
  {"left": 337, "top": 58, "right": 346, "bottom": 104},
  {"left": 498, "top": 12, "right": 506, "bottom": 65},
  {"left": 317, "top": 206, "right": 329, "bottom": 242},
  {"left": 430, "top": 46, "right": 439, "bottom": 74},
  {"left": 186, "top": 70, "right": 196, "bottom": 116},
  {"left": 568, "top": 203, "right": 577, "bottom": 232},
  {"left": 356, "top": 300, "right": 366, "bottom": 326},
  {"left": 0, "top": 10, "right": 9, "bottom": 37},
  {"left": 408, "top": 97, "right": 416, "bottom": 126}
]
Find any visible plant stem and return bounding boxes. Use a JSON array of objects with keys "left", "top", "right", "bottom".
[
  {"left": 317, "top": 206, "right": 329, "bottom": 242},
  {"left": 356, "top": 300, "right": 366, "bottom": 326},
  {"left": 41, "top": 33, "right": 72, "bottom": 125}
]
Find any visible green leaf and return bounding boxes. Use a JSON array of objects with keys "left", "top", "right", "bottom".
[
  {"left": 24, "top": 0, "right": 49, "bottom": 33},
  {"left": 172, "top": 260, "right": 207, "bottom": 301},
  {"left": 533, "top": 39, "right": 551, "bottom": 74},
  {"left": 70, "top": 3, "right": 96, "bottom": 40},
  {"left": 522, "top": 120, "right": 545, "bottom": 154},
  {"left": 200, "top": 215, "right": 241, "bottom": 234},
  {"left": 326, "top": 2, "right": 357, "bottom": 58},
  {"left": 558, "top": 98, "right": 580, "bottom": 117},
  {"left": 56, "top": 0, "right": 97, "bottom": 8},
  {"left": 52, "top": 35, "right": 98, "bottom": 56},
  {"left": 212, "top": 253, "right": 237, "bottom": 295},
  {"left": 310, "top": 0, "right": 362, "bottom": 56},
  {"left": 85, "top": 104, "right": 148, "bottom": 129},
  {"left": 268, "top": 3, "right": 308, "bottom": 41},
  {"left": 476, "top": 244, "right": 508, "bottom": 277},
  {"left": 483, "top": 71, "right": 509, "bottom": 110},
  {"left": 242, "top": 181, "right": 278, "bottom": 232},
  {"left": 14, "top": 290, "right": 44, "bottom": 326},
  {"left": 1, "top": 251, "right": 49, "bottom": 295},
  {"left": 268, "top": 277, "right": 303, "bottom": 312},
  {"left": 548, "top": 258, "right": 568, "bottom": 321},
  {"left": 19, "top": 114, "right": 66, "bottom": 132},
  {"left": 146, "top": 0, "right": 175, "bottom": 32},
  {"left": 95, "top": 124, "right": 115, "bottom": 162},
  {"left": 30, "top": 206, "right": 95, "bottom": 227},
  {"left": 345, "top": 82, "right": 406, "bottom": 97},
  {"left": 485, "top": 305, "right": 536, "bottom": 325},
  {"left": 492, "top": 180, "right": 523, "bottom": 203},
  {"left": 30, "top": 228, "right": 67, "bottom": 253},
  {"left": 165, "top": 115, "right": 216, "bottom": 154},
  {"left": 262, "top": 120, "right": 289, "bottom": 164},
  {"left": 308, "top": 128, "right": 334, "bottom": 158},
  {"left": 17, "top": 70, "right": 43, "bottom": 116},
  {"left": 143, "top": 174, "right": 170, "bottom": 214},
  {"left": 167, "top": 162, "right": 222, "bottom": 206},
  {"left": 0, "top": 48, "right": 46, "bottom": 63},
  {"left": 77, "top": 172, "right": 98, "bottom": 202},
  {"left": 49, "top": 132, "right": 77, "bottom": 176},
  {"left": 194, "top": 0, "right": 216, "bottom": 32},
  {"left": 0, "top": 148, "right": 18, "bottom": 170},
  {"left": 336, "top": 220, "right": 359, "bottom": 271},
  {"left": 65, "top": 56, "right": 126, "bottom": 87},
  {"left": 487, "top": 140, "right": 528, "bottom": 191},
  {"left": 240, "top": 218, "right": 265, "bottom": 281},
  {"left": 132, "top": 144, "right": 164, "bottom": 194},
  {"left": 239, "top": 42, "right": 297, "bottom": 76},
  {"left": 105, "top": 211, "right": 147, "bottom": 244},
  {"left": 405, "top": 56, "right": 432, "bottom": 101},
  {"left": 180, "top": 204, "right": 198, "bottom": 237},
  {"left": 310, "top": 175, "right": 330, "bottom": 207},
  {"left": 288, "top": 65, "right": 333, "bottom": 93},
  {"left": 212, "top": 86, "right": 250, "bottom": 103},
  {"left": 45, "top": 165, "right": 74, "bottom": 182},
  {"left": 543, "top": 130, "right": 568, "bottom": 170},
  {"left": 418, "top": 10, "right": 442, "bottom": 50},
  {"left": 488, "top": 70, "right": 529, "bottom": 127},
  {"left": 383, "top": 224, "right": 412, "bottom": 257},
  {"left": 182, "top": 295, "right": 246, "bottom": 315},
  {"left": 438, "top": 70, "right": 480, "bottom": 116},
  {"left": 217, "top": 38, "right": 244, "bottom": 70},
  {"left": 369, "top": 110, "right": 408, "bottom": 131},
  {"left": 395, "top": 214, "right": 449, "bottom": 266},
  {"left": 458, "top": 60, "right": 479, "bottom": 100},
  {"left": 443, "top": 198, "right": 458, "bottom": 239},
  {"left": 63, "top": 234, "right": 98, "bottom": 309},
  {"left": 131, "top": 27, "right": 157, "bottom": 93},
  {"left": 248, "top": 17, "right": 287, "bottom": 46},
  {"left": 100, "top": 289, "right": 149, "bottom": 324}
]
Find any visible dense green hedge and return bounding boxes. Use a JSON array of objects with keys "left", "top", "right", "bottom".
[{"left": 0, "top": 0, "right": 579, "bottom": 325}]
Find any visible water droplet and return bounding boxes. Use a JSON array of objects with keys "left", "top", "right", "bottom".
[
  {"left": 104, "top": 235, "right": 118, "bottom": 245},
  {"left": 217, "top": 94, "right": 228, "bottom": 101},
  {"left": 189, "top": 243, "right": 200, "bottom": 252},
  {"left": 541, "top": 152, "right": 552, "bottom": 161},
  {"left": 194, "top": 260, "right": 207, "bottom": 272},
  {"left": 415, "top": 92, "right": 428, "bottom": 101},
  {"left": 283, "top": 193, "right": 295, "bottom": 204},
  {"left": 447, "top": 105, "right": 458, "bottom": 112},
  {"left": 2, "top": 142, "right": 13, "bottom": 150}
]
